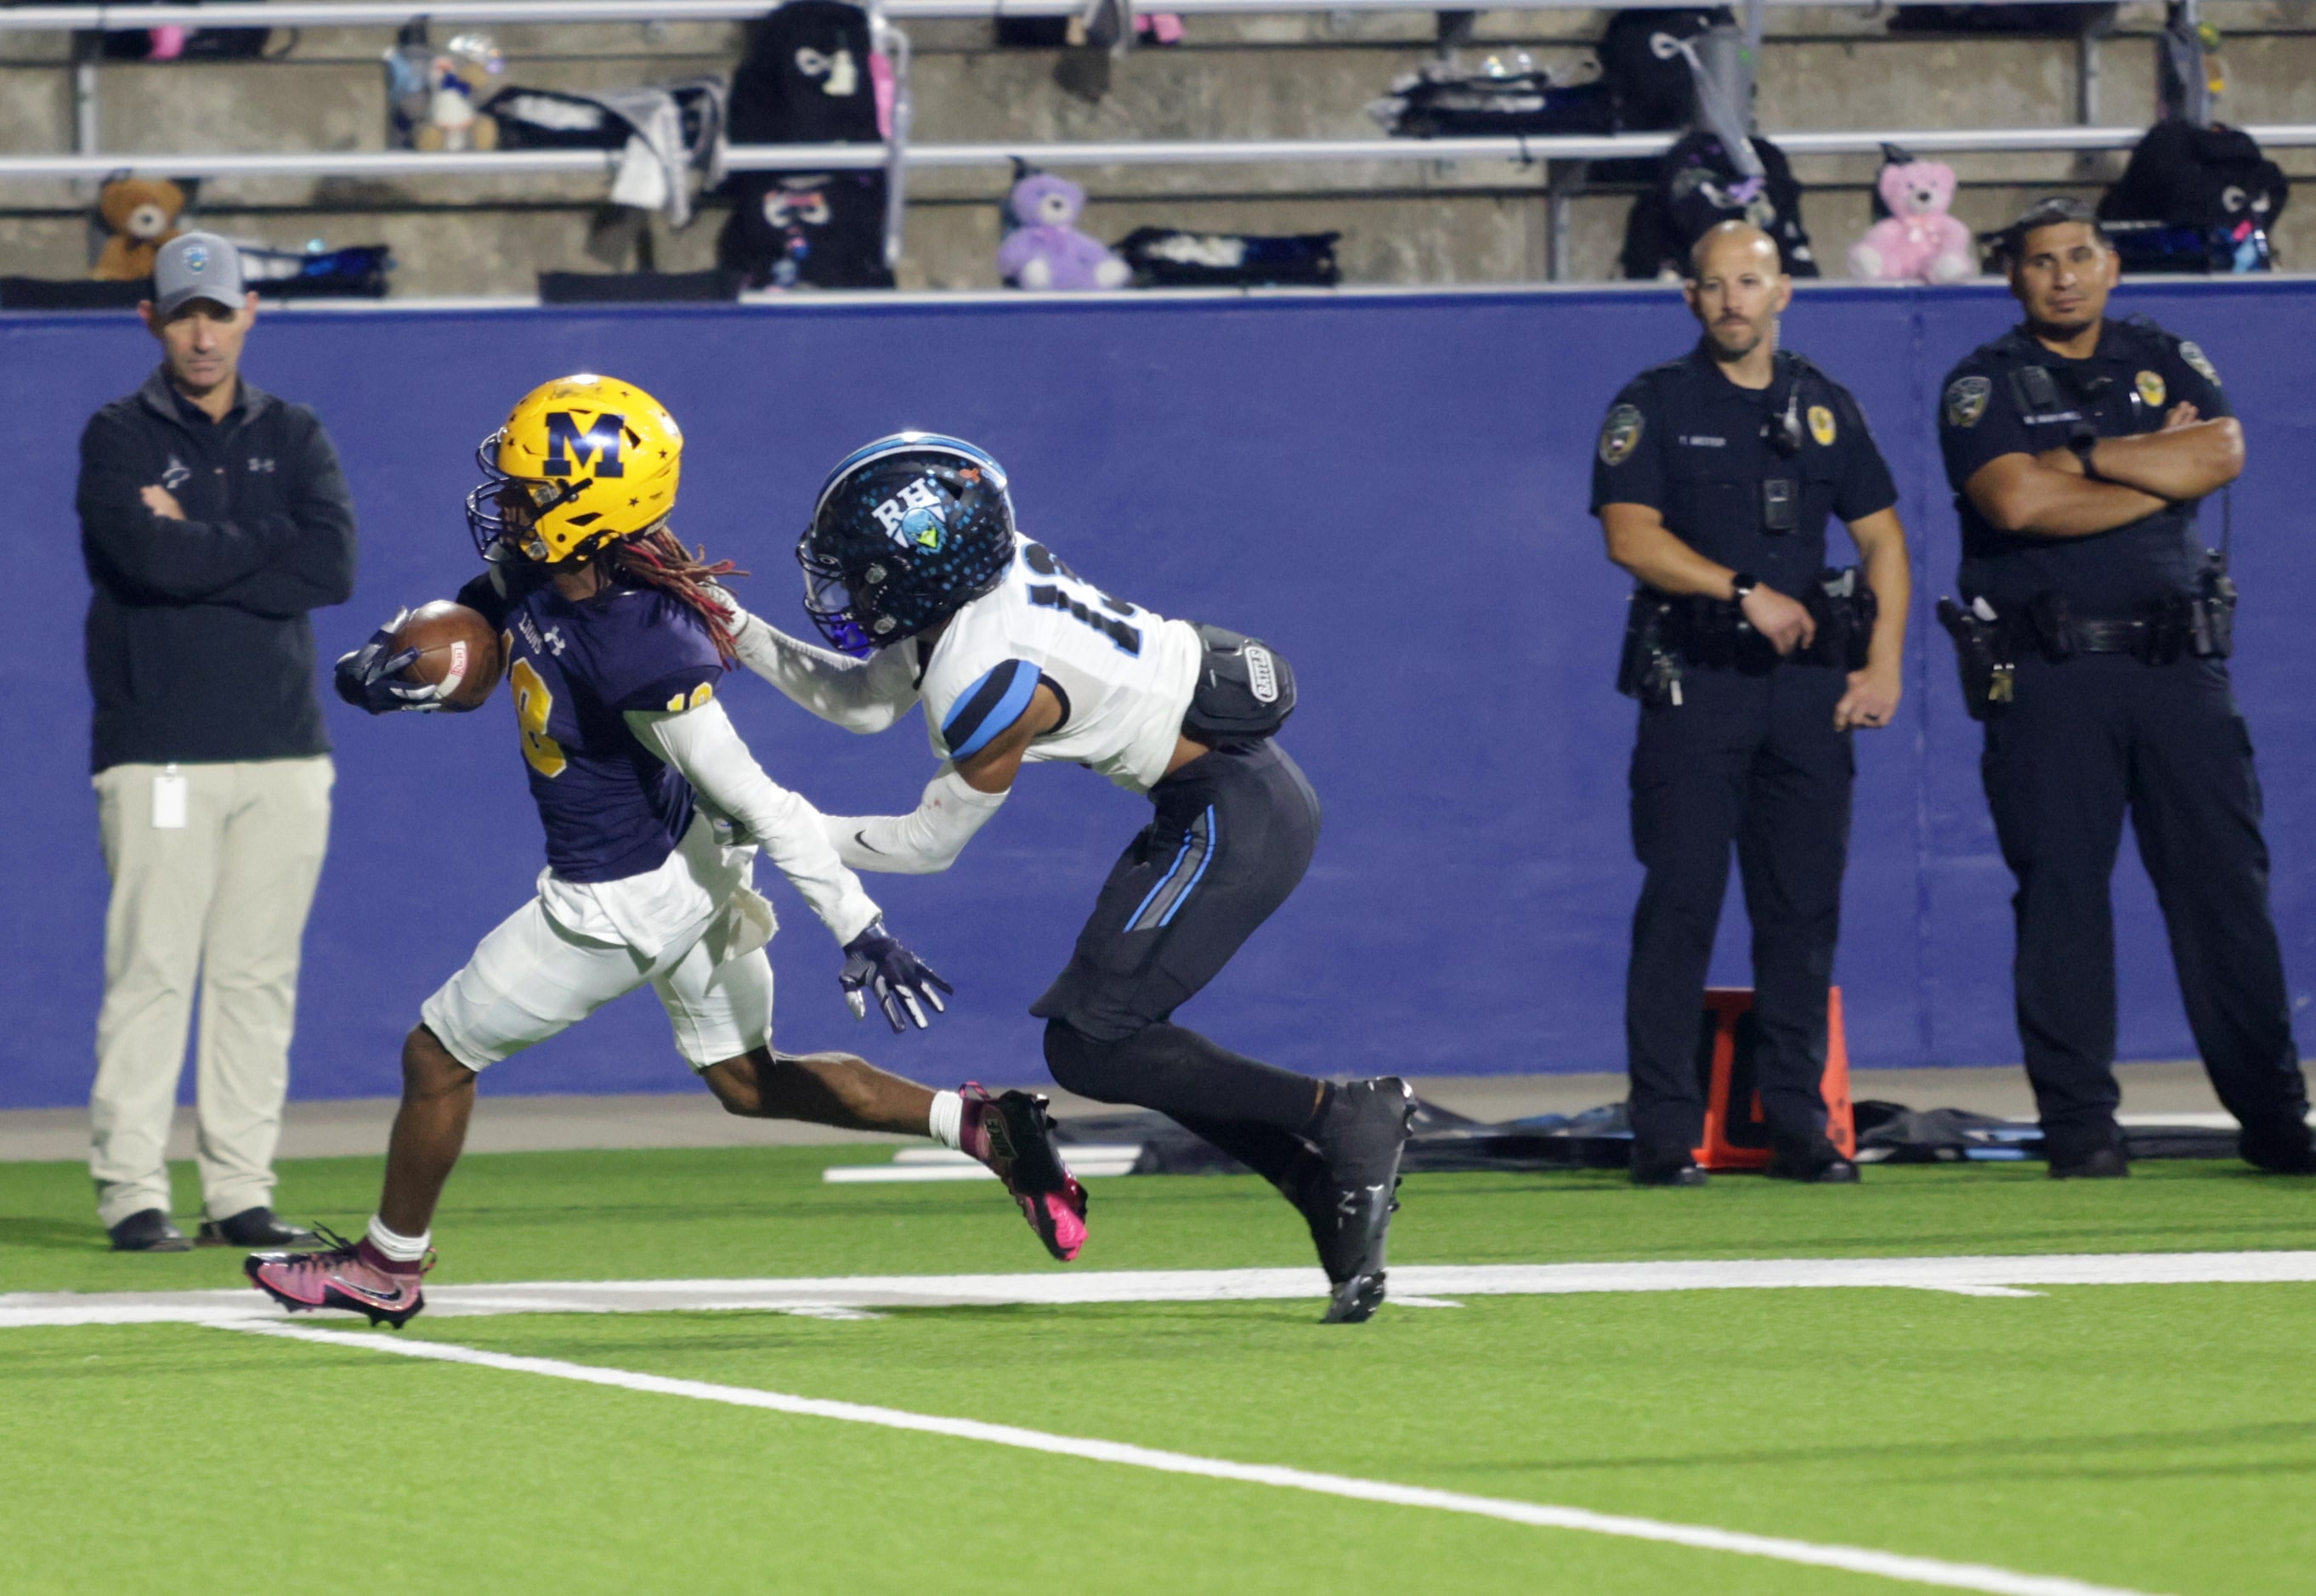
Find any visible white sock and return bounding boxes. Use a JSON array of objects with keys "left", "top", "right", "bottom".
[
  {"left": 928, "top": 1089, "right": 965, "bottom": 1152},
  {"left": 365, "top": 1214, "right": 430, "bottom": 1264}
]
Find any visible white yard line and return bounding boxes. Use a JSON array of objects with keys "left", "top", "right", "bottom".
[
  {"left": 207, "top": 1319, "right": 2162, "bottom": 1596},
  {"left": 8, "top": 1250, "right": 2316, "bottom": 1328}
]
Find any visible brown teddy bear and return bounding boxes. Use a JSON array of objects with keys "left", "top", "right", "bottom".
[{"left": 93, "top": 177, "right": 187, "bottom": 280}]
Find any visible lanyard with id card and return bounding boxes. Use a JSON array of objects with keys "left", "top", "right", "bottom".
[{"left": 152, "top": 764, "right": 189, "bottom": 830}]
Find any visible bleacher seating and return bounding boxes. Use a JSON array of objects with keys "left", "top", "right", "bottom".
[{"left": 0, "top": 2, "right": 2310, "bottom": 294}]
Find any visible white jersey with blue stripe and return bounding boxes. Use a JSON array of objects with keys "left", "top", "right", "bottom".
[{"left": 918, "top": 534, "right": 1201, "bottom": 794}]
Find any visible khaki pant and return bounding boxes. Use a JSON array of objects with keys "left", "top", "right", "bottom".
[{"left": 90, "top": 756, "right": 333, "bottom": 1228}]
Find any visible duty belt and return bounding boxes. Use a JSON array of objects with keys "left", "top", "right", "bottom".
[{"left": 2059, "top": 617, "right": 2165, "bottom": 654}]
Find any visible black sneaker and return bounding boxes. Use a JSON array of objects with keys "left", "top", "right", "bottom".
[
  {"left": 2049, "top": 1146, "right": 2131, "bottom": 1180},
  {"left": 1766, "top": 1139, "right": 1861, "bottom": 1185},
  {"left": 1309, "top": 1078, "right": 1415, "bottom": 1324},
  {"left": 196, "top": 1207, "right": 321, "bottom": 1248},
  {"left": 107, "top": 1208, "right": 191, "bottom": 1253},
  {"left": 1630, "top": 1149, "right": 1708, "bottom": 1187}
]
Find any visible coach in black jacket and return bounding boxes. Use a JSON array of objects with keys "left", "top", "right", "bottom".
[{"left": 77, "top": 232, "right": 356, "bottom": 1252}]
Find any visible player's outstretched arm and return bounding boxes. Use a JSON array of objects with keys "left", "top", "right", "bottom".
[
  {"left": 819, "top": 681, "right": 1059, "bottom": 872},
  {"left": 629, "top": 699, "right": 881, "bottom": 936},
  {"left": 631, "top": 699, "right": 953, "bottom": 1031},
  {"left": 717, "top": 600, "right": 920, "bottom": 733},
  {"left": 825, "top": 766, "right": 1010, "bottom": 874}
]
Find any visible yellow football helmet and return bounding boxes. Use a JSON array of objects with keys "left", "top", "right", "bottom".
[{"left": 464, "top": 374, "right": 682, "bottom": 563}]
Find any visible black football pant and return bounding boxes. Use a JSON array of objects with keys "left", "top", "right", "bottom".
[
  {"left": 1625, "top": 663, "right": 1852, "bottom": 1158},
  {"left": 1981, "top": 654, "right": 2310, "bottom": 1164},
  {"left": 1034, "top": 739, "right": 1328, "bottom": 1189}
]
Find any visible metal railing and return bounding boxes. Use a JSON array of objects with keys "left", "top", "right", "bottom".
[
  {"left": 8, "top": 122, "right": 2314, "bottom": 184},
  {"left": 0, "top": 0, "right": 2102, "bottom": 27}
]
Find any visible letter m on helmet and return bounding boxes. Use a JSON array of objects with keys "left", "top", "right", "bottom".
[{"left": 542, "top": 411, "right": 626, "bottom": 479}]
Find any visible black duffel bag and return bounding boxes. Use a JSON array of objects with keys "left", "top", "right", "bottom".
[{"left": 1112, "top": 228, "right": 1339, "bottom": 289}]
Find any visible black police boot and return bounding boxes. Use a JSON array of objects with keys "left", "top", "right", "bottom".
[
  {"left": 2240, "top": 1122, "right": 2316, "bottom": 1175},
  {"left": 107, "top": 1208, "right": 191, "bottom": 1253},
  {"left": 1765, "top": 1136, "right": 1861, "bottom": 1185},
  {"left": 196, "top": 1206, "right": 321, "bottom": 1248},
  {"left": 2048, "top": 1146, "right": 2131, "bottom": 1180},
  {"left": 1630, "top": 1147, "right": 1708, "bottom": 1187}
]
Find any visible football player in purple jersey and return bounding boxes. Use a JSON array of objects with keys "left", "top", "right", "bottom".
[{"left": 245, "top": 379, "right": 1084, "bottom": 1328}]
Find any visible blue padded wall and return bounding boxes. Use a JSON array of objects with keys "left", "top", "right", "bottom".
[{"left": 3, "top": 280, "right": 2310, "bottom": 1108}]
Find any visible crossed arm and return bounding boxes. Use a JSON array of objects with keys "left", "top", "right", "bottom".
[
  {"left": 1963, "top": 405, "right": 2243, "bottom": 539},
  {"left": 77, "top": 414, "right": 355, "bottom": 616}
]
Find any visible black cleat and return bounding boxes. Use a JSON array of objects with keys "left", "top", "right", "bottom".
[
  {"left": 197, "top": 1207, "right": 320, "bottom": 1248},
  {"left": 107, "top": 1208, "right": 191, "bottom": 1253},
  {"left": 2049, "top": 1146, "right": 2130, "bottom": 1180},
  {"left": 1323, "top": 1270, "right": 1389, "bottom": 1326},
  {"left": 1308, "top": 1078, "right": 1416, "bottom": 1322}
]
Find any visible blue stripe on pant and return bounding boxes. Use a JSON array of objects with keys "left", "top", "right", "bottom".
[{"left": 1031, "top": 740, "right": 1318, "bottom": 1044}]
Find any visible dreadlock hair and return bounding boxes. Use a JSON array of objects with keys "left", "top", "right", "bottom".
[{"left": 606, "top": 526, "right": 749, "bottom": 660}]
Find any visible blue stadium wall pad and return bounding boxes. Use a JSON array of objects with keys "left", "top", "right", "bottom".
[{"left": 3, "top": 280, "right": 2311, "bottom": 1108}]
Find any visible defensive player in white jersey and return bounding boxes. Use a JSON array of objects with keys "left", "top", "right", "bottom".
[
  {"left": 243, "top": 385, "right": 1084, "bottom": 1328},
  {"left": 725, "top": 433, "right": 1414, "bottom": 1323}
]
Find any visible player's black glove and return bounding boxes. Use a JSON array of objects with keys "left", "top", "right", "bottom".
[
  {"left": 333, "top": 609, "right": 449, "bottom": 715},
  {"left": 840, "top": 919, "right": 953, "bottom": 1033}
]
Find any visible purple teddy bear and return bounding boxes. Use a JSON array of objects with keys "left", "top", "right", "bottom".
[{"left": 997, "top": 173, "right": 1130, "bottom": 291}]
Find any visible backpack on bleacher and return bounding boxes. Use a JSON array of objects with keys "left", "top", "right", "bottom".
[
  {"left": 2098, "top": 119, "right": 2287, "bottom": 272},
  {"left": 716, "top": 171, "right": 893, "bottom": 290},
  {"left": 728, "top": 0, "right": 881, "bottom": 145},
  {"left": 1620, "top": 131, "right": 1820, "bottom": 280},
  {"left": 1596, "top": 8, "right": 1729, "bottom": 132}
]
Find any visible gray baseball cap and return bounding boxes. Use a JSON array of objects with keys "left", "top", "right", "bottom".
[{"left": 153, "top": 231, "right": 246, "bottom": 317}]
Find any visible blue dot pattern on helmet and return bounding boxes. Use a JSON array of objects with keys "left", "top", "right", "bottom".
[{"left": 799, "top": 439, "right": 1017, "bottom": 655}]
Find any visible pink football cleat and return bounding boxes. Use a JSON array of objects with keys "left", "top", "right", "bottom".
[
  {"left": 244, "top": 1226, "right": 430, "bottom": 1329},
  {"left": 960, "top": 1084, "right": 1089, "bottom": 1262}
]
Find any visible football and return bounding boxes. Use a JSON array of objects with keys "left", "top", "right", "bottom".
[{"left": 393, "top": 600, "right": 502, "bottom": 712}]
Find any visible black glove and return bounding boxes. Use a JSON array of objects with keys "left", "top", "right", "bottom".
[
  {"left": 334, "top": 609, "right": 450, "bottom": 715},
  {"left": 840, "top": 919, "right": 953, "bottom": 1032}
]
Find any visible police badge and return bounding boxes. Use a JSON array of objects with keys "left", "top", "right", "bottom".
[
  {"left": 1945, "top": 375, "right": 1991, "bottom": 428},
  {"left": 1599, "top": 404, "right": 1645, "bottom": 467},
  {"left": 1808, "top": 405, "right": 1837, "bottom": 447},
  {"left": 2179, "top": 341, "right": 2222, "bottom": 387},
  {"left": 2136, "top": 370, "right": 2166, "bottom": 410}
]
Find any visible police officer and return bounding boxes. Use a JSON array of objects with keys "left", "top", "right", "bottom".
[
  {"left": 1936, "top": 196, "right": 2313, "bottom": 1178},
  {"left": 1593, "top": 221, "right": 1911, "bottom": 1187}
]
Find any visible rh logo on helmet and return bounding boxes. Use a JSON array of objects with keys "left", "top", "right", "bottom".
[
  {"left": 542, "top": 411, "right": 626, "bottom": 478},
  {"left": 872, "top": 479, "right": 949, "bottom": 552}
]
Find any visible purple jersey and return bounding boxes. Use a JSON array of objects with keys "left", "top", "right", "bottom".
[{"left": 459, "top": 563, "right": 723, "bottom": 884}]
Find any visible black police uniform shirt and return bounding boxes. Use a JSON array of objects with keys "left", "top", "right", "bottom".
[
  {"left": 1938, "top": 316, "right": 2228, "bottom": 614},
  {"left": 1590, "top": 345, "right": 1898, "bottom": 598},
  {"left": 457, "top": 563, "right": 725, "bottom": 885}
]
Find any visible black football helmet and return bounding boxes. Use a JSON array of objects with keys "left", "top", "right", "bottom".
[{"left": 800, "top": 433, "right": 1018, "bottom": 655}]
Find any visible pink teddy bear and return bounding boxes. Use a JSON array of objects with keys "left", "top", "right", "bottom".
[{"left": 1848, "top": 160, "right": 1974, "bottom": 285}]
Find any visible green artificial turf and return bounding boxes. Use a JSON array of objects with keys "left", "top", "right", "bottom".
[
  {"left": 3, "top": 1142, "right": 2313, "bottom": 1293},
  {"left": 4, "top": 1148, "right": 2315, "bottom": 1593}
]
